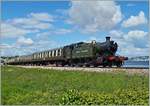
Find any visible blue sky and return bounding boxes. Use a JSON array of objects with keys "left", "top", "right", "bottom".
[{"left": 1, "top": 1, "right": 149, "bottom": 57}]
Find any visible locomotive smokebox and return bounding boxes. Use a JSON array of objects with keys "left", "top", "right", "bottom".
[{"left": 106, "top": 36, "right": 110, "bottom": 42}]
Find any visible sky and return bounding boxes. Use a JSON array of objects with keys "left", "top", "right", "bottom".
[{"left": 0, "top": 0, "right": 149, "bottom": 57}]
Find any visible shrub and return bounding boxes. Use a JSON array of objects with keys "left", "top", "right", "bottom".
[{"left": 61, "top": 87, "right": 149, "bottom": 105}]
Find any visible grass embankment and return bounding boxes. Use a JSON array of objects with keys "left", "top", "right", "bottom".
[{"left": 1, "top": 66, "right": 149, "bottom": 105}]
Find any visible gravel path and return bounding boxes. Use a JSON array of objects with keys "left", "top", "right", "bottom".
[{"left": 17, "top": 66, "right": 149, "bottom": 76}]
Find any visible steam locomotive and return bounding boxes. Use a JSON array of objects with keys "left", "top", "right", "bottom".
[{"left": 6, "top": 37, "right": 128, "bottom": 67}]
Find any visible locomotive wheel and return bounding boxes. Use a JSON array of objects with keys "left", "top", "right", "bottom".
[
  {"left": 116, "top": 62, "right": 122, "bottom": 67},
  {"left": 56, "top": 63, "right": 58, "bottom": 67},
  {"left": 108, "top": 62, "right": 112, "bottom": 67},
  {"left": 80, "top": 64, "right": 83, "bottom": 67},
  {"left": 76, "top": 63, "right": 83, "bottom": 67},
  {"left": 70, "top": 63, "right": 75, "bottom": 67},
  {"left": 103, "top": 65, "right": 106, "bottom": 67},
  {"left": 103, "top": 63, "right": 108, "bottom": 67},
  {"left": 85, "top": 64, "right": 90, "bottom": 67},
  {"left": 61, "top": 63, "right": 65, "bottom": 67},
  {"left": 94, "top": 64, "right": 98, "bottom": 67}
]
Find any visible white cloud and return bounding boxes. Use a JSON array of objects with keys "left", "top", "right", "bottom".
[
  {"left": 11, "top": 34, "right": 61, "bottom": 56},
  {"left": 109, "top": 30, "right": 148, "bottom": 56},
  {"left": 29, "top": 12, "right": 54, "bottom": 22},
  {"left": 10, "top": 17, "right": 38, "bottom": 25},
  {"left": 23, "top": 22, "right": 53, "bottom": 30},
  {"left": 1, "top": 23, "right": 36, "bottom": 38},
  {"left": 119, "top": 44, "right": 149, "bottom": 57},
  {"left": 68, "top": 1, "right": 122, "bottom": 33},
  {"left": 16, "top": 36, "right": 34, "bottom": 46},
  {"left": 126, "top": 3, "right": 136, "bottom": 7},
  {"left": 0, "top": 44, "right": 13, "bottom": 49},
  {"left": 109, "top": 30, "right": 148, "bottom": 41},
  {"left": 83, "top": 36, "right": 100, "bottom": 43},
  {"left": 146, "top": 42, "right": 150, "bottom": 48},
  {"left": 0, "top": 45, "right": 33, "bottom": 56},
  {"left": 0, "top": 43, "right": 22, "bottom": 56},
  {"left": 1, "top": 12, "right": 54, "bottom": 38},
  {"left": 10, "top": 15, "right": 53, "bottom": 30},
  {"left": 54, "top": 28, "right": 72, "bottom": 35},
  {"left": 36, "top": 32, "right": 50, "bottom": 39},
  {"left": 124, "top": 30, "right": 148, "bottom": 40},
  {"left": 109, "top": 30, "right": 124, "bottom": 39},
  {"left": 122, "top": 11, "right": 147, "bottom": 28},
  {"left": 36, "top": 28, "right": 72, "bottom": 39},
  {"left": 1, "top": 12, "right": 69, "bottom": 56}
]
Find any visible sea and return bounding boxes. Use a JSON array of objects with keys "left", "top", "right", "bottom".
[{"left": 123, "top": 61, "right": 149, "bottom": 68}]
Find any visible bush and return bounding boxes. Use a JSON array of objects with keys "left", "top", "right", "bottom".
[{"left": 61, "top": 87, "right": 149, "bottom": 105}]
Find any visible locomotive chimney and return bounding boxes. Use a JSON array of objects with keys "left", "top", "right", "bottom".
[{"left": 106, "top": 36, "right": 110, "bottom": 42}]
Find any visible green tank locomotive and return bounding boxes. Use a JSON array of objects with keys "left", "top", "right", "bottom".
[{"left": 62, "top": 37, "right": 127, "bottom": 67}]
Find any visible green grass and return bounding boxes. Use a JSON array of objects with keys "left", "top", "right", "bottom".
[{"left": 1, "top": 66, "right": 149, "bottom": 105}]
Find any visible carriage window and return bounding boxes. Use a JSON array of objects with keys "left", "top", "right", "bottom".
[
  {"left": 45, "top": 52, "right": 47, "bottom": 57},
  {"left": 43, "top": 52, "right": 45, "bottom": 58},
  {"left": 52, "top": 50, "right": 54, "bottom": 57},
  {"left": 49, "top": 51, "right": 51, "bottom": 57},
  {"left": 44, "top": 52, "right": 46, "bottom": 58},
  {"left": 41, "top": 53, "right": 42, "bottom": 58},
  {"left": 59, "top": 49, "right": 62, "bottom": 56},
  {"left": 58, "top": 49, "right": 61, "bottom": 56},
  {"left": 47, "top": 52, "right": 48, "bottom": 57},
  {"left": 54, "top": 50, "right": 56, "bottom": 56},
  {"left": 42, "top": 52, "right": 44, "bottom": 58},
  {"left": 46, "top": 52, "right": 47, "bottom": 57},
  {"left": 50, "top": 51, "right": 51, "bottom": 57},
  {"left": 56, "top": 50, "right": 58, "bottom": 56},
  {"left": 44, "top": 52, "right": 45, "bottom": 58},
  {"left": 48, "top": 51, "right": 50, "bottom": 57},
  {"left": 57, "top": 49, "right": 60, "bottom": 56},
  {"left": 50, "top": 51, "right": 52, "bottom": 57}
]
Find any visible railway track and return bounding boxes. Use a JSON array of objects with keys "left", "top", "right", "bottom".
[
  {"left": 12, "top": 64, "right": 149, "bottom": 69},
  {"left": 15, "top": 65, "right": 149, "bottom": 76},
  {"left": 21, "top": 65, "right": 149, "bottom": 69}
]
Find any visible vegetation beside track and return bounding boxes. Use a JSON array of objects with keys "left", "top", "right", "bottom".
[{"left": 1, "top": 66, "right": 149, "bottom": 105}]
